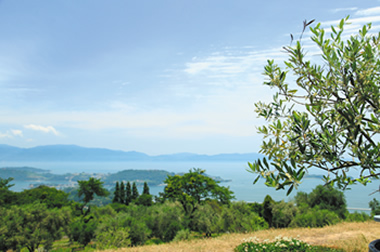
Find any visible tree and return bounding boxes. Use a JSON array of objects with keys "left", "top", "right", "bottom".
[
  {"left": 249, "top": 17, "right": 380, "bottom": 194},
  {"left": 125, "top": 181, "right": 132, "bottom": 205},
  {"left": 131, "top": 182, "right": 139, "bottom": 202},
  {"left": 0, "top": 177, "right": 14, "bottom": 189},
  {"left": 161, "top": 168, "right": 235, "bottom": 222},
  {"left": 0, "top": 203, "right": 70, "bottom": 251},
  {"left": 308, "top": 185, "right": 347, "bottom": 219},
  {"left": 72, "top": 177, "right": 109, "bottom": 247},
  {"left": 112, "top": 181, "right": 120, "bottom": 203},
  {"left": 119, "top": 181, "right": 126, "bottom": 204},
  {"left": 143, "top": 182, "right": 150, "bottom": 195},
  {"left": 261, "top": 195, "right": 275, "bottom": 227},
  {"left": 77, "top": 177, "right": 109, "bottom": 208},
  {"left": 17, "top": 185, "right": 71, "bottom": 208},
  {"left": 137, "top": 182, "right": 153, "bottom": 206}
]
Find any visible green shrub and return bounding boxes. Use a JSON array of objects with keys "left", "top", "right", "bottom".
[
  {"left": 172, "top": 229, "right": 192, "bottom": 242},
  {"left": 234, "top": 236, "right": 344, "bottom": 252},
  {"left": 271, "top": 200, "right": 298, "bottom": 228},
  {"left": 221, "top": 202, "right": 268, "bottom": 233},
  {"left": 345, "top": 212, "right": 370, "bottom": 222},
  {"left": 290, "top": 208, "right": 340, "bottom": 228}
]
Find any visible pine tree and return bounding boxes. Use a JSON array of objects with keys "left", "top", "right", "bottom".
[
  {"left": 125, "top": 181, "right": 132, "bottom": 205},
  {"left": 131, "top": 182, "right": 139, "bottom": 201},
  {"left": 112, "top": 181, "right": 120, "bottom": 203},
  {"left": 119, "top": 181, "right": 125, "bottom": 204},
  {"left": 143, "top": 182, "right": 150, "bottom": 195}
]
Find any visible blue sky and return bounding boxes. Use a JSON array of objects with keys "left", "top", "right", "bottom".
[{"left": 0, "top": 0, "right": 380, "bottom": 155}]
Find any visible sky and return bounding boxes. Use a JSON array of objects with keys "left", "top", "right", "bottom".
[{"left": 0, "top": 0, "right": 380, "bottom": 155}]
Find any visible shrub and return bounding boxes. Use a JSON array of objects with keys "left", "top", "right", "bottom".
[
  {"left": 271, "top": 200, "right": 298, "bottom": 228},
  {"left": 221, "top": 202, "right": 268, "bottom": 233},
  {"left": 172, "top": 229, "right": 192, "bottom": 242},
  {"left": 345, "top": 212, "right": 370, "bottom": 222},
  {"left": 290, "top": 208, "right": 340, "bottom": 228}
]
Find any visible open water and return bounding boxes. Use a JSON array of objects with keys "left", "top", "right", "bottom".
[{"left": 2, "top": 161, "right": 378, "bottom": 212}]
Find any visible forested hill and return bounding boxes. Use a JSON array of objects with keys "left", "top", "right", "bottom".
[{"left": 0, "top": 144, "right": 261, "bottom": 162}]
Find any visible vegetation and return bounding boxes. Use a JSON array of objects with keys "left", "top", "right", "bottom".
[
  {"left": 160, "top": 168, "right": 235, "bottom": 226},
  {"left": 0, "top": 168, "right": 372, "bottom": 251},
  {"left": 235, "top": 236, "right": 344, "bottom": 252},
  {"left": 249, "top": 17, "right": 380, "bottom": 194}
]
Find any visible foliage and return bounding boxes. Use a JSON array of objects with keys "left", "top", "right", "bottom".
[
  {"left": 309, "top": 185, "right": 347, "bottom": 218},
  {"left": 345, "top": 211, "right": 370, "bottom": 222},
  {"left": 192, "top": 203, "right": 223, "bottom": 236},
  {"left": 137, "top": 193, "right": 153, "bottom": 206},
  {"left": 119, "top": 181, "right": 126, "bottom": 204},
  {"left": 0, "top": 203, "right": 70, "bottom": 252},
  {"left": 69, "top": 217, "right": 97, "bottom": 247},
  {"left": 172, "top": 229, "right": 192, "bottom": 242},
  {"left": 261, "top": 194, "right": 275, "bottom": 227},
  {"left": 17, "top": 185, "right": 71, "bottom": 208},
  {"left": 289, "top": 208, "right": 340, "bottom": 228},
  {"left": 143, "top": 181, "right": 150, "bottom": 195},
  {"left": 0, "top": 177, "right": 14, "bottom": 189},
  {"left": 95, "top": 214, "right": 131, "bottom": 249},
  {"left": 221, "top": 202, "right": 268, "bottom": 233},
  {"left": 271, "top": 200, "right": 298, "bottom": 228},
  {"left": 145, "top": 201, "right": 184, "bottom": 242},
  {"left": 77, "top": 177, "right": 109, "bottom": 207},
  {"left": 235, "top": 236, "right": 344, "bottom": 252},
  {"left": 132, "top": 182, "right": 139, "bottom": 202},
  {"left": 249, "top": 17, "right": 380, "bottom": 194},
  {"left": 112, "top": 181, "right": 120, "bottom": 203},
  {"left": 161, "top": 168, "right": 235, "bottom": 220},
  {"left": 126, "top": 181, "right": 132, "bottom": 205},
  {"left": 369, "top": 198, "right": 380, "bottom": 216}
]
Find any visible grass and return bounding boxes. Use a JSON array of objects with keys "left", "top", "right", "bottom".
[{"left": 100, "top": 221, "right": 380, "bottom": 252}]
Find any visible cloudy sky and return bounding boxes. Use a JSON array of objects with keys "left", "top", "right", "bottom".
[{"left": 0, "top": 0, "right": 379, "bottom": 155}]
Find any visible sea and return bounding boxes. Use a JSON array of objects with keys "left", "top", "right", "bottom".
[{"left": 2, "top": 161, "right": 378, "bottom": 212}]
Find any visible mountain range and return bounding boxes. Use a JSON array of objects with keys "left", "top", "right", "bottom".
[{"left": 0, "top": 144, "right": 261, "bottom": 162}]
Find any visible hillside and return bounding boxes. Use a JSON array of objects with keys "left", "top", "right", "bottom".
[
  {"left": 105, "top": 221, "right": 380, "bottom": 252},
  {"left": 0, "top": 144, "right": 261, "bottom": 162}
]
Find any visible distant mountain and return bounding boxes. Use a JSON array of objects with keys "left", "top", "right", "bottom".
[{"left": 0, "top": 144, "right": 262, "bottom": 162}]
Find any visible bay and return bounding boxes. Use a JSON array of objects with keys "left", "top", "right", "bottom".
[{"left": 2, "top": 161, "right": 378, "bottom": 211}]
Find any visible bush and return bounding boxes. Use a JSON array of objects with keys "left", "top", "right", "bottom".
[
  {"left": 308, "top": 185, "right": 347, "bottom": 219},
  {"left": 95, "top": 214, "right": 131, "bottom": 249},
  {"left": 145, "top": 202, "right": 184, "bottom": 242},
  {"left": 221, "top": 202, "right": 268, "bottom": 233},
  {"left": 289, "top": 208, "right": 340, "bottom": 228},
  {"left": 345, "top": 212, "right": 370, "bottom": 222},
  {"left": 235, "top": 236, "right": 344, "bottom": 252},
  {"left": 271, "top": 200, "right": 298, "bottom": 228},
  {"left": 172, "top": 229, "right": 192, "bottom": 242}
]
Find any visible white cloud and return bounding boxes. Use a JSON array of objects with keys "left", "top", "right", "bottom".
[
  {"left": 355, "top": 6, "right": 380, "bottom": 16},
  {"left": 330, "top": 7, "right": 358, "bottom": 13},
  {"left": 24, "top": 124, "right": 60, "bottom": 136},
  {"left": 0, "top": 129, "right": 23, "bottom": 138},
  {"left": 11, "top": 129, "right": 23, "bottom": 137}
]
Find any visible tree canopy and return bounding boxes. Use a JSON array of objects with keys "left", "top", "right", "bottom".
[
  {"left": 161, "top": 168, "right": 235, "bottom": 217},
  {"left": 249, "top": 17, "right": 380, "bottom": 194},
  {"left": 77, "top": 177, "right": 109, "bottom": 205}
]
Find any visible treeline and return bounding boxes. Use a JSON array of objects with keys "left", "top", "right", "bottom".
[{"left": 0, "top": 170, "right": 375, "bottom": 251}]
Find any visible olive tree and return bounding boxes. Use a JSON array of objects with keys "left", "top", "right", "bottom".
[
  {"left": 161, "top": 168, "right": 234, "bottom": 221},
  {"left": 250, "top": 17, "right": 380, "bottom": 194}
]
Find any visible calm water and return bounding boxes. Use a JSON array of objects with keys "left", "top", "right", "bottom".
[{"left": 2, "top": 161, "right": 379, "bottom": 210}]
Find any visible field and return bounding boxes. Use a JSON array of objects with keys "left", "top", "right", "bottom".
[{"left": 103, "top": 221, "right": 380, "bottom": 252}]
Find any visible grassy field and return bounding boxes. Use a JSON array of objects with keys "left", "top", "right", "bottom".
[{"left": 102, "top": 221, "right": 380, "bottom": 252}]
